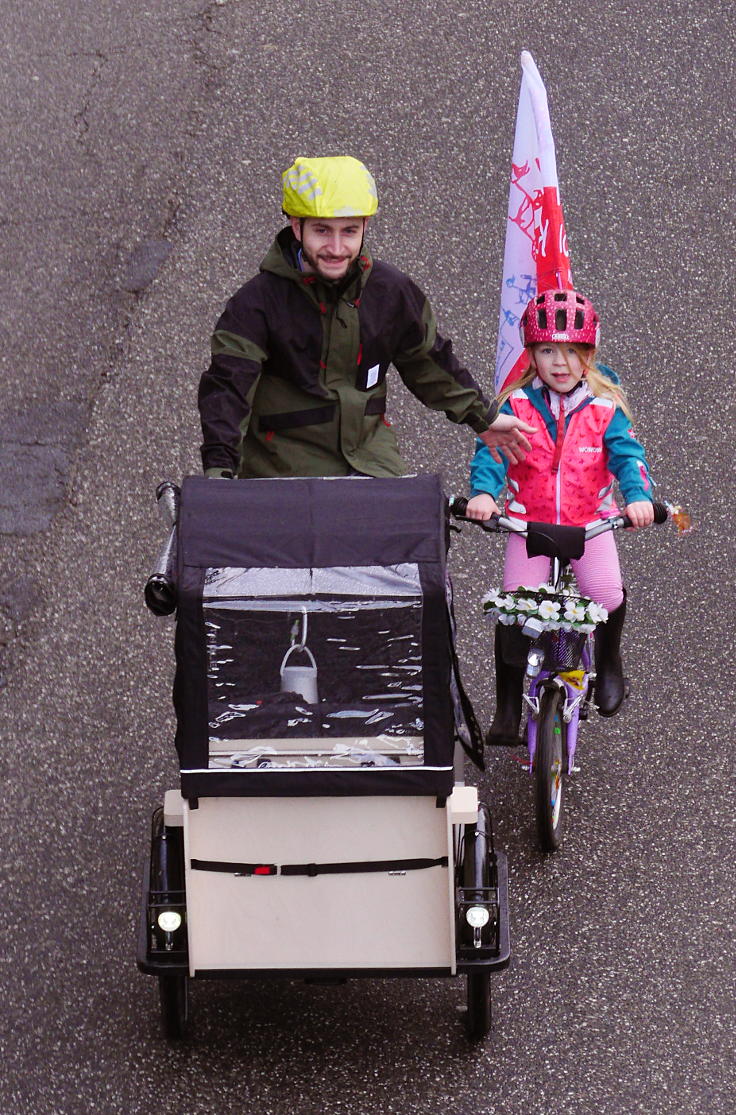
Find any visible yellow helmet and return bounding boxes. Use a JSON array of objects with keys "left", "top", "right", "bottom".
[{"left": 282, "top": 156, "right": 378, "bottom": 218}]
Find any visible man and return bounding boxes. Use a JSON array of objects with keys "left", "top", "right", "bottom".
[{"left": 198, "top": 155, "right": 534, "bottom": 479}]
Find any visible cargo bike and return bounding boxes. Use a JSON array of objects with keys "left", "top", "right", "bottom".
[{"left": 137, "top": 474, "right": 510, "bottom": 1041}]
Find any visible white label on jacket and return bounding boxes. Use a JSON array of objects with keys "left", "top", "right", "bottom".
[{"left": 366, "top": 364, "right": 380, "bottom": 388}]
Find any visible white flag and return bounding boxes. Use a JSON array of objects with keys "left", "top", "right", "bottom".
[{"left": 495, "top": 51, "right": 573, "bottom": 392}]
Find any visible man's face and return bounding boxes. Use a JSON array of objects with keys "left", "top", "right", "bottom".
[{"left": 291, "top": 216, "right": 366, "bottom": 281}]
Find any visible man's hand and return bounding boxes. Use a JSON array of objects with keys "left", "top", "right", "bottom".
[
  {"left": 479, "top": 413, "right": 536, "bottom": 464},
  {"left": 465, "top": 493, "right": 500, "bottom": 521},
  {"left": 624, "top": 500, "right": 655, "bottom": 528}
]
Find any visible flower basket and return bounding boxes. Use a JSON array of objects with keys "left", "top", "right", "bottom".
[{"left": 481, "top": 585, "right": 607, "bottom": 636}]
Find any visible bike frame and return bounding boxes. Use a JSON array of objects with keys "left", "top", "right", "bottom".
[
  {"left": 516, "top": 548, "right": 596, "bottom": 775},
  {"left": 525, "top": 639, "right": 593, "bottom": 775}
]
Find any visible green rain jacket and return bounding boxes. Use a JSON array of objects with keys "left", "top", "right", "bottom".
[{"left": 198, "top": 227, "right": 497, "bottom": 478}]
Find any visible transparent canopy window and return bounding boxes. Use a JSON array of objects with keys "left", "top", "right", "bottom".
[{"left": 203, "top": 564, "right": 425, "bottom": 770}]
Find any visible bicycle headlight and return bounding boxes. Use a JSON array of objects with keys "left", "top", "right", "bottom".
[
  {"left": 465, "top": 905, "right": 491, "bottom": 929},
  {"left": 157, "top": 910, "right": 183, "bottom": 933}
]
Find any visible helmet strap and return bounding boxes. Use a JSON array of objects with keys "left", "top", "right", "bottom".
[{"left": 292, "top": 218, "right": 318, "bottom": 274}]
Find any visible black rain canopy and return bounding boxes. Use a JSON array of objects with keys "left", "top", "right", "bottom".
[{"left": 173, "top": 475, "right": 474, "bottom": 799}]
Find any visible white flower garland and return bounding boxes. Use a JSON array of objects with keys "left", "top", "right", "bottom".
[{"left": 481, "top": 585, "right": 608, "bottom": 634}]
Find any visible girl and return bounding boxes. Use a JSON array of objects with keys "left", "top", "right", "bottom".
[{"left": 466, "top": 288, "right": 654, "bottom": 744}]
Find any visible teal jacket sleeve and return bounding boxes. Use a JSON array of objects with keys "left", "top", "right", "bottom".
[
  {"left": 604, "top": 408, "right": 654, "bottom": 504},
  {"left": 469, "top": 400, "right": 513, "bottom": 497}
]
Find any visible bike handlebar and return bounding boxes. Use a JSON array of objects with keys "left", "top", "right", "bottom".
[
  {"left": 449, "top": 497, "right": 669, "bottom": 538},
  {"left": 144, "top": 481, "right": 181, "bottom": 616}
]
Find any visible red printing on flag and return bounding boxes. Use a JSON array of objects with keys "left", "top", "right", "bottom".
[
  {"left": 508, "top": 170, "right": 571, "bottom": 291},
  {"left": 536, "top": 186, "right": 571, "bottom": 290}
]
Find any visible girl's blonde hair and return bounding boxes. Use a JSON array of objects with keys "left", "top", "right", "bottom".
[{"left": 499, "top": 344, "right": 633, "bottom": 419}]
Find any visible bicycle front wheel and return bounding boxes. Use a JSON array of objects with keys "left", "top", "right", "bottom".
[{"left": 534, "top": 687, "right": 566, "bottom": 852}]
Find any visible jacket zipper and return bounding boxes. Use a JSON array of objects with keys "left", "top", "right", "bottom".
[{"left": 551, "top": 406, "right": 566, "bottom": 523}]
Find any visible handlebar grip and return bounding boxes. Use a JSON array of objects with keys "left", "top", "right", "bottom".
[
  {"left": 146, "top": 519, "right": 178, "bottom": 616},
  {"left": 144, "top": 575, "right": 177, "bottom": 617},
  {"left": 449, "top": 496, "right": 469, "bottom": 518},
  {"left": 619, "top": 500, "right": 669, "bottom": 530},
  {"left": 156, "top": 480, "right": 180, "bottom": 529}
]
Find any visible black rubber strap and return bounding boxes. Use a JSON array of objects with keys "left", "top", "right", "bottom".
[
  {"left": 191, "top": 856, "right": 448, "bottom": 878},
  {"left": 281, "top": 856, "right": 448, "bottom": 877},
  {"left": 191, "top": 859, "right": 277, "bottom": 876}
]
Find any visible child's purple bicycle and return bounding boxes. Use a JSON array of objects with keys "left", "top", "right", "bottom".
[{"left": 451, "top": 499, "right": 668, "bottom": 852}]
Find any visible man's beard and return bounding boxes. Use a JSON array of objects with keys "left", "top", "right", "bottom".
[{"left": 302, "top": 243, "right": 355, "bottom": 282}]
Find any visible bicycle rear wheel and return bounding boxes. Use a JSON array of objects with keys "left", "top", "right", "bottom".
[{"left": 534, "top": 687, "right": 566, "bottom": 852}]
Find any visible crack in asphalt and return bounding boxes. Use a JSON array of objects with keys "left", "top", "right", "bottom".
[{"left": 72, "top": 49, "right": 112, "bottom": 145}]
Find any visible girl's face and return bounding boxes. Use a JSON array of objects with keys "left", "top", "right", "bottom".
[{"left": 531, "top": 343, "right": 586, "bottom": 394}]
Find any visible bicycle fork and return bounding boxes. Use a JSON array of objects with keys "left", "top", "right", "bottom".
[{"left": 524, "top": 673, "right": 589, "bottom": 775}]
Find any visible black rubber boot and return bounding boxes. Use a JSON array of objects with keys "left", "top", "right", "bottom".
[
  {"left": 486, "top": 624, "right": 527, "bottom": 746},
  {"left": 594, "top": 591, "right": 627, "bottom": 717}
]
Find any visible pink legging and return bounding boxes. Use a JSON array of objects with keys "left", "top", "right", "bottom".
[{"left": 503, "top": 530, "right": 624, "bottom": 612}]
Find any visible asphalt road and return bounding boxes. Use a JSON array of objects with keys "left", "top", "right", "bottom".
[{"left": 1, "top": 1, "right": 734, "bottom": 1113}]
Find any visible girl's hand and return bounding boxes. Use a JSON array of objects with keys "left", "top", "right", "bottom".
[
  {"left": 466, "top": 493, "right": 500, "bottom": 521},
  {"left": 624, "top": 500, "right": 655, "bottom": 528}
]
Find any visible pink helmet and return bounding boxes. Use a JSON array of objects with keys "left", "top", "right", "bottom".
[{"left": 520, "top": 288, "right": 600, "bottom": 347}]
